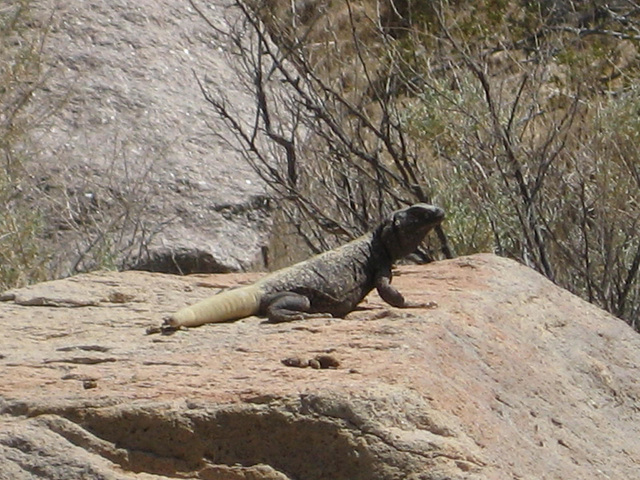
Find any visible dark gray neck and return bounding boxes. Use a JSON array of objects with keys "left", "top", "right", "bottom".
[{"left": 374, "top": 218, "right": 432, "bottom": 261}]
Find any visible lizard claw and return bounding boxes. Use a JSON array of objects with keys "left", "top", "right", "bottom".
[
  {"left": 406, "top": 300, "right": 438, "bottom": 309},
  {"left": 146, "top": 318, "right": 181, "bottom": 335}
]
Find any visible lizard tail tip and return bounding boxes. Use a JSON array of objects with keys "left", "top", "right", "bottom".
[
  {"left": 145, "top": 316, "right": 180, "bottom": 335},
  {"left": 163, "top": 315, "right": 179, "bottom": 327}
]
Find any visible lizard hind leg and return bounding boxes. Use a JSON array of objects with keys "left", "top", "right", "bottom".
[{"left": 262, "top": 292, "right": 330, "bottom": 323}]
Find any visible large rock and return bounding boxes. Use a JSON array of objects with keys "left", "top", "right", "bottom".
[
  {"left": 1, "top": 253, "right": 639, "bottom": 479},
  {"left": 19, "top": 0, "right": 271, "bottom": 276}
]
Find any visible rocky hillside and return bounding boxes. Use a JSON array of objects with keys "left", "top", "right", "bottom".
[
  {"left": 9, "top": 0, "right": 272, "bottom": 278},
  {"left": 1, "top": 254, "right": 639, "bottom": 479}
]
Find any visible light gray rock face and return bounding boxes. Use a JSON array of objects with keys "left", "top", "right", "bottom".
[
  {"left": 20, "top": 0, "right": 271, "bottom": 275},
  {"left": 1, "top": 254, "right": 639, "bottom": 479}
]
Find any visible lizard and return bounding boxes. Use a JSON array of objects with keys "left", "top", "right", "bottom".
[{"left": 164, "top": 203, "right": 444, "bottom": 329}]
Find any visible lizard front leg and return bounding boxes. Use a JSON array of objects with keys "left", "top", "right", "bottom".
[
  {"left": 375, "top": 274, "right": 437, "bottom": 309},
  {"left": 261, "top": 292, "right": 331, "bottom": 323}
]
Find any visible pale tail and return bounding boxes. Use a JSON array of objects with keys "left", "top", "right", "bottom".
[{"left": 167, "top": 285, "right": 263, "bottom": 328}]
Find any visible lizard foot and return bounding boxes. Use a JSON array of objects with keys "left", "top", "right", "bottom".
[{"left": 267, "top": 312, "right": 333, "bottom": 323}]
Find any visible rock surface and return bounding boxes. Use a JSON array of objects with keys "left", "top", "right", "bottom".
[
  {"left": 1, "top": 253, "right": 639, "bottom": 479},
  {"left": 20, "top": 0, "right": 271, "bottom": 275}
]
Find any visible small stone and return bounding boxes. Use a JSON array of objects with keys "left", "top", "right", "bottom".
[
  {"left": 83, "top": 379, "right": 98, "bottom": 389},
  {"left": 314, "top": 354, "right": 340, "bottom": 369},
  {"left": 281, "top": 357, "right": 309, "bottom": 368}
]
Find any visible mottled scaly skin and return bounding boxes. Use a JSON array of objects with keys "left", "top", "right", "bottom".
[
  {"left": 255, "top": 232, "right": 380, "bottom": 318},
  {"left": 166, "top": 204, "right": 444, "bottom": 328}
]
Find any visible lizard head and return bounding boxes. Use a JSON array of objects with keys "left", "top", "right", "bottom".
[{"left": 378, "top": 203, "right": 445, "bottom": 260}]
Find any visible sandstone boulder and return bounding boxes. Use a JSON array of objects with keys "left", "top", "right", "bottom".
[
  {"left": 19, "top": 0, "right": 271, "bottom": 276},
  {"left": 1, "top": 253, "right": 639, "bottom": 479}
]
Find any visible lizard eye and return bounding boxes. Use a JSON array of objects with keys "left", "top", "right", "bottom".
[{"left": 394, "top": 211, "right": 408, "bottom": 223}]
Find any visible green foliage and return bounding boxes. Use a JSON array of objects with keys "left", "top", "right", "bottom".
[
  {"left": 402, "top": 5, "right": 640, "bottom": 327},
  {"left": 0, "top": 1, "right": 51, "bottom": 290}
]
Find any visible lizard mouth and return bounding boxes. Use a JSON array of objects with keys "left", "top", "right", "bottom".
[
  {"left": 429, "top": 206, "right": 445, "bottom": 224},
  {"left": 408, "top": 204, "right": 445, "bottom": 226}
]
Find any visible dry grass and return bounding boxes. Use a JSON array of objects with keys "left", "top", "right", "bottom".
[{"left": 0, "top": 0, "right": 52, "bottom": 290}]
